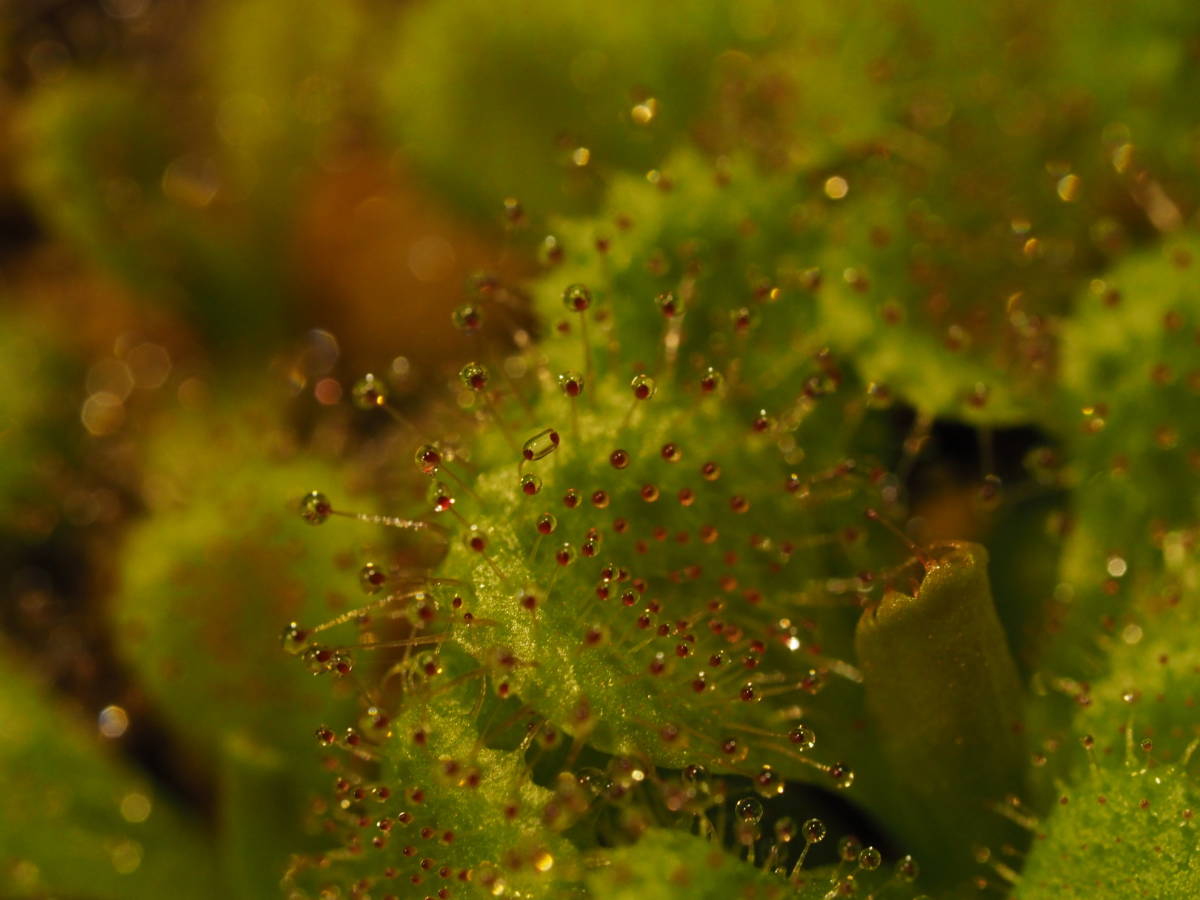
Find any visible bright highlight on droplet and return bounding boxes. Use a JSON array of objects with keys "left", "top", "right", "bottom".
[
  {"left": 81, "top": 392, "right": 124, "bottom": 436},
  {"left": 824, "top": 175, "right": 849, "bottom": 200},
  {"left": 110, "top": 839, "right": 143, "bottom": 874},
  {"left": 571, "top": 147, "right": 591, "bottom": 167},
  {"left": 120, "top": 792, "right": 152, "bottom": 823},
  {"left": 630, "top": 98, "right": 658, "bottom": 125},
  {"left": 1111, "top": 142, "right": 1134, "bottom": 174},
  {"left": 125, "top": 342, "right": 172, "bottom": 390},
  {"left": 98, "top": 705, "right": 129, "bottom": 739},
  {"left": 1056, "top": 173, "right": 1080, "bottom": 202},
  {"left": 1106, "top": 555, "right": 1128, "bottom": 578}
]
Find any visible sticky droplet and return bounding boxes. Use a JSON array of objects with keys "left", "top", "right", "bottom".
[
  {"left": 788, "top": 723, "right": 816, "bottom": 750},
  {"left": 351, "top": 373, "right": 388, "bottom": 410},
  {"left": 414, "top": 444, "right": 442, "bottom": 476},
  {"left": 299, "top": 491, "right": 331, "bottom": 524},
  {"left": 460, "top": 362, "right": 490, "bottom": 392},
  {"left": 523, "top": 428, "right": 561, "bottom": 461},
  {"left": 631, "top": 373, "right": 657, "bottom": 400},
  {"left": 802, "top": 818, "right": 826, "bottom": 843},
  {"left": 452, "top": 304, "right": 483, "bottom": 332},
  {"left": 558, "top": 371, "right": 585, "bottom": 397},
  {"left": 281, "top": 622, "right": 308, "bottom": 655},
  {"left": 656, "top": 290, "right": 683, "bottom": 318},
  {"left": 359, "top": 562, "right": 386, "bottom": 594},
  {"left": 735, "top": 796, "right": 764, "bottom": 824},
  {"left": 428, "top": 481, "right": 455, "bottom": 513},
  {"left": 858, "top": 846, "right": 882, "bottom": 871},
  {"left": 699, "top": 367, "right": 723, "bottom": 394},
  {"left": 562, "top": 283, "right": 592, "bottom": 312}
]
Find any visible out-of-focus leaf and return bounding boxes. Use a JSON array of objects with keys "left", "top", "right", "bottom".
[{"left": 0, "top": 648, "right": 219, "bottom": 899}]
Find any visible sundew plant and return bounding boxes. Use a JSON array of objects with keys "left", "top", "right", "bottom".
[{"left": 3, "top": 1, "right": 1200, "bottom": 899}]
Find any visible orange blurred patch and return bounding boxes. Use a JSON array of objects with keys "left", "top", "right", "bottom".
[{"left": 289, "top": 150, "right": 533, "bottom": 379}]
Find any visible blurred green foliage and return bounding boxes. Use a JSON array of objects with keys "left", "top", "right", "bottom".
[{"left": 0, "top": 653, "right": 219, "bottom": 899}]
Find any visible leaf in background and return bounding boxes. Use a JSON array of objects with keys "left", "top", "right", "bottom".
[{"left": 0, "top": 646, "right": 220, "bottom": 899}]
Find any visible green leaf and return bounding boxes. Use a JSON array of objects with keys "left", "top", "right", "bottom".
[
  {"left": 855, "top": 541, "right": 1026, "bottom": 886},
  {"left": 0, "top": 647, "right": 220, "bottom": 899},
  {"left": 1017, "top": 746, "right": 1200, "bottom": 898}
]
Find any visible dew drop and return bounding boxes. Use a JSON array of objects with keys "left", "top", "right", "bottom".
[
  {"left": 731, "top": 307, "right": 756, "bottom": 333},
  {"left": 802, "top": 818, "right": 826, "bottom": 844},
  {"left": 754, "top": 765, "right": 784, "bottom": 797},
  {"left": 787, "top": 723, "right": 816, "bottom": 751},
  {"left": 281, "top": 622, "right": 309, "bottom": 655},
  {"left": 464, "top": 526, "right": 488, "bottom": 552},
  {"left": 577, "top": 768, "right": 611, "bottom": 797},
  {"left": 536, "top": 513, "right": 557, "bottom": 535},
  {"left": 562, "top": 283, "right": 592, "bottom": 312},
  {"left": 858, "top": 846, "right": 882, "bottom": 871},
  {"left": 452, "top": 303, "right": 483, "bottom": 333},
  {"left": 414, "top": 444, "right": 442, "bottom": 476},
  {"left": 630, "top": 97, "right": 658, "bottom": 125},
  {"left": 838, "top": 835, "right": 863, "bottom": 862},
  {"left": 774, "top": 817, "right": 797, "bottom": 843},
  {"left": 661, "top": 443, "right": 682, "bottom": 462},
  {"left": 751, "top": 410, "right": 775, "bottom": 433},
  {"left": 332, "top": 650, "right": 353, "bottom": 676},
  {"left": 829, "top": 762, "right": 855, "bottom": 789},
  {"left": 359, "top": 562, "right": 386, "bottom": 594},
  {"left": 299, "top": 491, "right": 331, "bottom": 524},
  {"left": 610, "top": 449, "right": 629, "bottom": 469},
  {"left": 720, "top": 737, "right": 743, "bottom": 759},
  {"left": 735, "top": 796, "right": 764, "bottom": 824},
  {"left": 519, "top": 473, "right": 543, "bottom": 496},
  {"left": 631, "top": 373, "right": 657, "bottom": 400},
  {"left": 800, "top": 669, "right": 826, "bottom": 695},
  {"left": 523, "top": 428, "right": 561, "bottom": 461},
  {"left": 555, "top": 543, "right": 576, "bottom": 566},
  {"left": 563, "top": 488, "right": 580, "bottom": 508},
  {"left": 656, "top": 291, "right": 683, "bottom": 318},
  {"left": 540, "top": 234, "right": 564, "bottom": 266},
  {"left": 428, "top": 481, "right": 455, "bottom": 513},
  {"left": 699, "top": 366, "right": 724, "bottom": 394},
  {"left": 304, "top": 644, "right": 333, "bottom": 674},
  {"left": 459, "top": 362, "right": 490, "bottom": 392},
  {"left": 894, "top": 855, "right": 919, "bottom": 882},
  {"left": 351, "top": 373, "right": 388, "bottom": 410},
  {"left": 976, "top": 473, "right": 1003, "bottom": 510},
  {"left": 557, "top": 371, "right": 585, "bottom": 397},
  {"left": 502, "top": 196, "right": 524, "bottom": 225}
]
